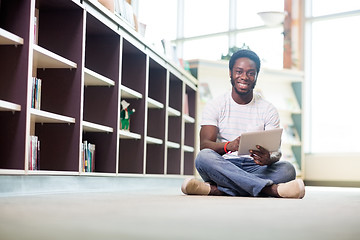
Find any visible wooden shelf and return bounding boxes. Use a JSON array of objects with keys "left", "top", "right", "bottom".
[
  {"left": 0, "top": 28, "right": 24, "bottom": 45},
  {"left": 30, "top": 108, "right": 75, "bottom": 124},
  {"left": 259, "top": 68, "right": 304, "bottom": 83},
  {"left": 83, "top": 121, "right": 113, "bottom": 133},
  {"left": 167, "top": 141, "right": 180, "bottom": 149},
  {"left": 146, "top": 136, "right": 163, "bottom": 145},
  {"left": 168, "top": 107, "right": 181, "bottom": 117},
  {"left": 119, "top": 130, "right": 141, "bottom": 139},
  {"left": 147, "top": 98, "right": 164, "bottom": 109},
  {"left": 120, "top": 85, "right": 142, "bottom": 99},
  {"left": 0, "top": 100, "right": 21, "bottom": 112},
  {"left": 183, "top": 114, "right": 195, "bottom": 123},
  {"left": 33, "top": 45, "right": 77, "bottom": 69},
  {"left": 84, "top": 68, "right": 115, "bottom": 86},
  {"left": 183, "top": 145, "right": 195, "bottom": 152}
]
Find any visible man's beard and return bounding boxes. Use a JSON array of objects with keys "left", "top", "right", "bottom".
[{"left": 230, "top": 76, "right": 257, "bottom": 96}]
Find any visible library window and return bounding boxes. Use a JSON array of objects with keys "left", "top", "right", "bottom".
[{"left": 305, "top": 2, "right": 360, "bottom": 153}]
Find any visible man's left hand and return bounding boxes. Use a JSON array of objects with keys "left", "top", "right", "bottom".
[{"left": 249, "top": 145, "right": 272, "bottom": 166}]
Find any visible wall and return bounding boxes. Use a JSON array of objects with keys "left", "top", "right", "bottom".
[{"left": 305, "top": 154, "right": 360, "bottom": 186}]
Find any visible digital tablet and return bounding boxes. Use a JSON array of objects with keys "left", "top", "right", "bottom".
[{"left": 237, "top": 128, "right": 283, "bottom": 155}]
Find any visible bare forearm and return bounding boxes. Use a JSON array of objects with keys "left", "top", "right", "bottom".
[{"left": 200, "top": 141, "right": 227, "bottom": 155}]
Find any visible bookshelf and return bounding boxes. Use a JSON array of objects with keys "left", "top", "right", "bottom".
[
  {"left": 0, "top": 0, "right": 198, "bottom": 177},
  {"left": 188, "top": 59, "right": 304, "bottom": 177}
]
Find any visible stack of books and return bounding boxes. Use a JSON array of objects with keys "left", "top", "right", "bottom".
[
  {"left": 29, "top": 135, "right": 40, "bottom": 170},
  {"left": 81, "top": 141, "right": 95, "bottom": 172},
  {"left": 31, "top": 77, "right": 42, "bottom": 109}
]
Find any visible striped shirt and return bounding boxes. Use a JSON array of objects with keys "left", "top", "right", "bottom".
[{"left": 201, "top": 91, "right": 280, "bottom": 157}]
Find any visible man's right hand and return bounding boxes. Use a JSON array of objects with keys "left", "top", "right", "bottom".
[{"left": 225, "top": 136, "right": 240, "bottom": 153}]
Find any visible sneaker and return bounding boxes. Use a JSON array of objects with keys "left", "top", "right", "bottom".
[
  {"left": 277, "top": 179, "right": 305, "bottom": 199},
  {"left": 181, "top": 177, "right": 211, "bottom": 195}
]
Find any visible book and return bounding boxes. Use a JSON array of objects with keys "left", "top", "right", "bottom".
[
  {"left": 184, "top": 93, "right": 189, "bottom": 115},
  {"left": 29, "top": 135, "right": 40, "bottom": 170},
  {"left": 82, "top": 141, "right": 95, "bottom": 172},
  {"left": 34, "top": 8, "right": 39, "bottom": 44},
  {"left": 31, "top": 77, "right": 42, "bottom": 109}
]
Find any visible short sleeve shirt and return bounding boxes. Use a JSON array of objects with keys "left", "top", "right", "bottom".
[{"left": 201, "top": 91, "right": 280, "bottom": 157}]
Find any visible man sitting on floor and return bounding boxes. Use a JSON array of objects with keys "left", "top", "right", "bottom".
[{"left": 181, "top": 49, "right": 305, "bottom": 199}]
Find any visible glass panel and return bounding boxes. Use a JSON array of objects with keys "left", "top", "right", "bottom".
[
  {"left": 184, "top": 0, "right": 229, "bottom": 37},
  {"left": 236, "top": 27, "right": 284, "bottom": 69},
  {"left": 236, "top": 0, "right": 284, "bottom": 28},
  {"left": 182, "top": 35, "right": 228, "bottom": 60},
  {"left": 311, "top": 0, "right": 360, "bottom": 17},
  {"left": 137, "top": 0, "right": 177, "bottom": 41},
  {"left": 309, "top": 16, "right": 360, "bottom": 153}
]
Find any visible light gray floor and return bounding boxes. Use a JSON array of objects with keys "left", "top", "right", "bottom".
[{"left": 1, "top": 178, "right": 360, "bottom": 240}]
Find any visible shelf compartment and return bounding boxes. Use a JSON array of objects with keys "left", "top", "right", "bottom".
[
  {"left": 120, "top": 85, "right": 142, "bottom": 99},
  {"left": 33, "top": 45, "right": 77, "bottom": 69},
  {"left": 83, "top": 121, "right": 113, "bottom": 133},
  {"left": 0, "top": 28, "right": 23, "bottom": 45},
  {"left": 167, "top": 147, "right": 181, "bottom": 174},
  {"left": 84, "top": 68, "right": 115, "bottom": 86},
  {"left": 0, "top": 100, "right": 21, "bottom": 112},
  {"left": 147, "top": 98, "right": 164, "bottom": 109},
  {"left": 30, "top": 108, "right": 75, "bottom": 124},
  {"left": 119, "top": 130, "right": 141, "bottom": 139},
  {"left": 184, "top": 151, "right": 195, "bottom": 175},
  {"left": 146, "top": 136, "right": 163, "bottom": 145},
  {"left": 146, "top": 143, "right": 165, "bottom": 174}
]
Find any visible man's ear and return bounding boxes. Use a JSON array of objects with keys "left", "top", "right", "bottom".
[{"left": 229, "top": 69, "right": 232, "bottom": 78}]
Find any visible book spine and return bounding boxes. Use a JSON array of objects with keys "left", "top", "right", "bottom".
[
  {"left": 82, "top": 141, "right": 96, "bottom": 172},
  {"left": 37, "top": 78, "right": 41, "bottom": 110},
  {"left": 37, "top": 140, "right": 40, "bottom": 170},
  {"left": 31, "top": 78, "right": 42, "bottom": 110},
  {"left": 84, "top": 140, "right": 88, "bottom": 172},
  {"left": 29, "top": 136, "right": 40, "bottom": 170},
  {"left": 29, "top": 136, "right": 33, "bottom": 170},
  {"left": 81, "top": 143, "right": 85, "bottom": 172},
  {"left": 31, "top": 77, "right": 35, "bottom": 108}
]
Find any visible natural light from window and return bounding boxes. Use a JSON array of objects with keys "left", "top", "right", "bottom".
[{"left": 307, "top": 6, "right": 360, "bottom": 153}]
